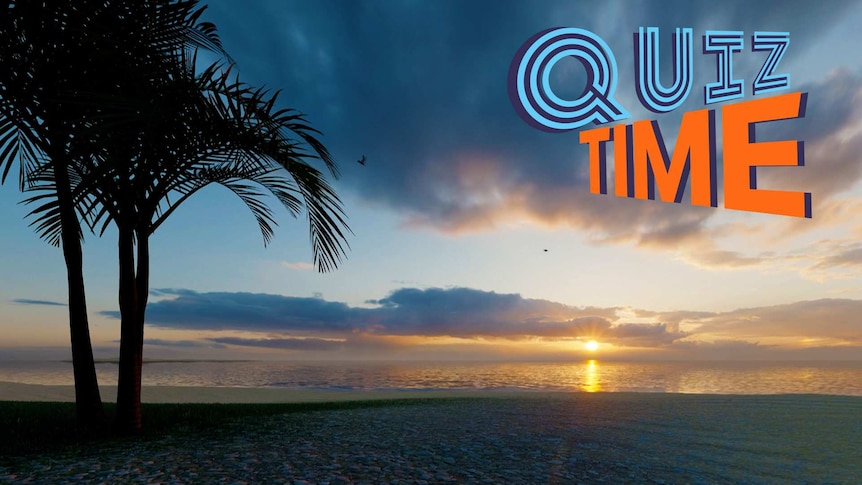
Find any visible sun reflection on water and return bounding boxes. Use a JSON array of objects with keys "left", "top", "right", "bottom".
[{"left": 582, "top": 359, "right": 601, "bottom": 392}]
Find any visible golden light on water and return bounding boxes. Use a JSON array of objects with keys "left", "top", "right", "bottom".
[
  {"left": 584, "top": 340, "right": 599, "bottom": 351},
  {"left": 582, "top": 359, "right": 601, "bottom": 392}
]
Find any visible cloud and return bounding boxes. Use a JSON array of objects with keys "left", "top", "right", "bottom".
[
  {"left": 103, "top": 287, "right": 687, "bottom": 346},
  {"left": 754, "top": 70, "right": 862, "bottom": 204},
  {"left": 609, "top": 323, "right": 687, "bottom": 347},
  {"left": 662, "top": 339, "right": 776, "bottom": 360},
  {"left": 812, "top": 245, "right": 862, "bottom": 271},
  {"left": 206, "top": 0, "right": 861, "bottom": 257},
  {"left": 672, "top": 240, "right": 777, "bottom": 271},
  {"left": 208, "top": 337, "right": 344, "bottom": 351},
  {"left": 281, "top": 261, "right": 315, "bottom": 271},
  {"left": 184, "top": 1, "right": 862, "bottom": 291},
  {"left": 98, "top": 286, "right": 862, "bottom": 357},
  {"left": 108, "top": 289, "right": 862, "bottom": 346},
  {"left": 688, "top": 299, "right": 862, "bottom": 343},
  {"left": 142, "top": 339, "right": 226, "bottom": 349},
  {"left": 103, "top": 289, "right": 357, "bottom": 333},
  {"left": 633, "top": 309, "right": 717, "bottom": 333},
  {"left": 660, "top": 339, "right": 862, "bottom": 361},
  {"left": 149, "top": 288, "right": 198, "bottom": 297},
  {"left": 11, "top": 299, "right": 66, "bottom": 307}
]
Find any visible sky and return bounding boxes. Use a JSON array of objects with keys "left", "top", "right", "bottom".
[{"left": 2, "top": 0, "right": 862, "bottom": 361}]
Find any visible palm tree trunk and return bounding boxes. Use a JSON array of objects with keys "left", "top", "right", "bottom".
[
  {"left": 136, "top": 229, "right": 150, "bottom": 347},
  {"left": 131, "top": 229, "right": 150, "bottom": 426},
  {"left": 51, "top": 147, "right": 105, "bottom": 429},
  {"left": 115, "top": 224, "right": 142, "bottom": 433}
]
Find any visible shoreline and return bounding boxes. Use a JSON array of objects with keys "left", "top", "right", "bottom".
[
  {"left": 0, "top": 381, "right": 555, "bottom": 403},
  {"left": 3, "top": 384, "right": 860, "bottom": 483},
  {"left": 2, "top": 381, "right": 861, "bottom": 403}
]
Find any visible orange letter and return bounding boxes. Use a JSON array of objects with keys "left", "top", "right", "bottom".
[
  {"left": 632, "top": 109, "right": 716, "bottom": 206},
  {"left": 580, "top": 126, "right": 612, "bottom": 194},
  {"left": 613, "top": 124, "right": 633, "bottom": 197},
  {"left": 723, "top": 92, "right": 810, "bottom": 217}
]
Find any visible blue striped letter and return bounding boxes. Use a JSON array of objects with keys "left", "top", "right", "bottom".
[
  {"left": 703, "top": 31, "right": 744, "bottom": 105},
  {"left": 752, "top": 32, "right": 790, "bottom": 95},
  {"left": 634, "top": 27, "right": 694, "bottom": 113}
]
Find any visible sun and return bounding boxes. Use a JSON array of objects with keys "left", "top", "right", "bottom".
[{"left": 584, "top": 340, "right": 599, "bottom": 352}]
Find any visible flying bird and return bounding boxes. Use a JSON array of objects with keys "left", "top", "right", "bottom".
[
  {"left": 357, "top": 155, "right": 367, "bottom": 166},
  {"left": 544, "top": 249, "right": 548, "bottom": 252}
]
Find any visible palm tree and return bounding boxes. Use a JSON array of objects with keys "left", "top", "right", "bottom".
[
  {"left": 2, "top": 0, "right": 348, "bottom": 433},
  {"left": 36, "top": 22, "right": 351, "bottom": 433},
  {"left": 120, "top": 64, "right": 348, "bottom": 434},
  {"left": 0, "top": 0, "right": 228, "bottom": 429},
  {"left": 0, "top": 0, "right": 112, "bottom": 428}
]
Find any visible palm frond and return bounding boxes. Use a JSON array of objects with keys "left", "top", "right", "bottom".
[
  {"left": 3, "top": 1, "right": 350, "bottom": 270},
  {"left": 22, "top": 190, "right": 65, "bottom": 247},
  {"left": 0, "top": 115, "right": 47, "bottom": 191}
]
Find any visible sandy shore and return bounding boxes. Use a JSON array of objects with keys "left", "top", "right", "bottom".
[{"left": 2, "top": 382, "right": 860, "bottom": 483}]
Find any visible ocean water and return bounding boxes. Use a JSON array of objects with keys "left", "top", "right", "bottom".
[{"left": 0, "top": 360, "right": 860, "bottom": 396}]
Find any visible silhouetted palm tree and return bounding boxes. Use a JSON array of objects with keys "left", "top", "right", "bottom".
[
  {"left": 18, "top": 7, "right": 350, "bottom": 432},
  {"left": 0, "top": 0, "right": 228, "bottom": 429}
]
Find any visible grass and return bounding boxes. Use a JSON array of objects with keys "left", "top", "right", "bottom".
[{"left": 0, "top": 398, "right": 440, "bottom": 463}]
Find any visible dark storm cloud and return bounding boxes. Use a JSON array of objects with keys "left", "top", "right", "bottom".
[
  {"left": 12, "top": 299, "right": 66, "bottom": 307},
  {"left": 204, "top": 0, "right": 859, "bottom": 249}
]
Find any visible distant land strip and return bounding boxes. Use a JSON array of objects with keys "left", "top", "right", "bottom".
[{"left": 59, "top": 359, "right": 258, "bottom": 365}]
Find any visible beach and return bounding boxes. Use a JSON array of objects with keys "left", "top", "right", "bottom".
[{"left": 2, "top": 383, "right": 860, "bottom": 484}]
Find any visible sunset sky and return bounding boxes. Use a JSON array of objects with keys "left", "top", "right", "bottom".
[{"left": 2, "top": 0, "right": 862, "bottom": 361}]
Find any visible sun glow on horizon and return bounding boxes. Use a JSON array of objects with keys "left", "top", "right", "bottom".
[{"left": 584, "top": 340, "right": 599, "bottom": 352}]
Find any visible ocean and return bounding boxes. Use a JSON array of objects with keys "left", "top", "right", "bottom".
[{"left": 0, "top": 360, "right": 860, "bottom": 396}]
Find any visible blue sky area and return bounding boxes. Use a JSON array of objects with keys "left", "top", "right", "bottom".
[{"left": 2, "top": 0, "right": 862, "bottom": 361}]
